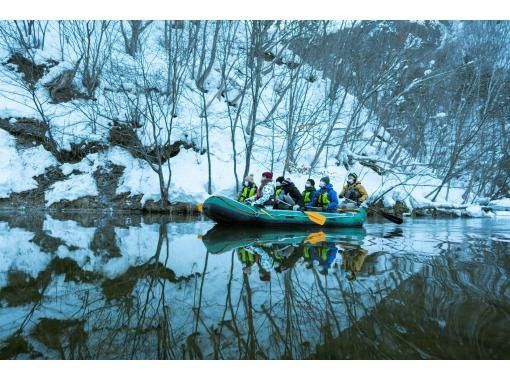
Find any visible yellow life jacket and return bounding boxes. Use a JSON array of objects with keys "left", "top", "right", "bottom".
[
  {"left": 317, "top": 192, "right": 330, "bottom": 206},
  {"left": 238, "top": 184, "right": 257, "bottom": 201},
  {"left": 302, "top": 189, "right": 314, "bottom": 203},
  {"left": 275, "top": 187, "right": 282, "bottom": 198}
]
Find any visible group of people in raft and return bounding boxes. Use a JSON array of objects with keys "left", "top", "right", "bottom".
[{"left": 237, "top": 171, "right": 368, "bottom": 212}]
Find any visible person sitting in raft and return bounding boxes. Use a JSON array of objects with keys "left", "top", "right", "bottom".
[
  {"left": 247, "top": 171, "right": 275, "bottom": 208},
  {"left": 274, "top": 177, "right": 282, "bottom": 202},
  {"left": 238, "top": 174, "right": 257, "bottom": 203},
  {"left": 338, "top": 172, "right": 368, "bottom": 208},
  {"left": 306, "top": 176, "right": 339, "bottom": 212},
  {"left": 273, "top": 176, "right": 305, "bottom": 210},
  {"left": 302, "top": 178, "right": 316, "bottom": 205}
]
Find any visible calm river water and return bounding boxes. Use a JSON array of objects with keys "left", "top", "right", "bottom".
[{"left": 0, "top": 211, "right": 509, "bottom": 359}]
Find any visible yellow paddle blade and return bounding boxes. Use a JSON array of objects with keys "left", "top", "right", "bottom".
[
  {"left": 304, "top": 211, "right": 326, "bottom": 226},
  {"left": 304, "top": 231, "right": 326, "bottom": 244},
  {"left": 197, "top": 203, "right": 203, "bottom": 213}
]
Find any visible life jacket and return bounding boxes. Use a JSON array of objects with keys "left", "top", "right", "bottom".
[
  {"left": 316, "top": 191, "right": 330, "bottom": 207},
  {"left": 275, "top": 186, "right": 282, "bottom": 198},
  {"left": 303, "top": 246, "right": 311, "bottom": 259},
  {"left": 302, "top": 189, "right": 315, "bottom": 203},
  {"left": 238, "top": 183, "right": 257, "bottom": 202},
  {"left": 344, "top": 185, "right": 361, "bottom": 202},
  {"left": 238, "top": 248, "right": 255, "bottom": 264}
]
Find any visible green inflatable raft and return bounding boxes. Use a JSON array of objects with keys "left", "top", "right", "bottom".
[{"left": 202, "top": 195, "right": 367, "bottom": 228}]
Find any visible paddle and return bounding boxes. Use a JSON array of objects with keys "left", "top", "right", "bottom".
[
  {"left": 303, "top": 211, "right": 326, "bottom": 226},
  {"left": 256, "top": 207, "right": 273, "bottom": 218},
  {"left": 277, "top": 200, "right": 326, "bottom": 226},
  {"left": 369, "top": 206, "right": 403, "bottom": 224},
  {"left": 197, "top": 203, "right": 203, "bottom": 213},
  {"left": 341, "top": 199, "right": 403, "bottom": 224}
]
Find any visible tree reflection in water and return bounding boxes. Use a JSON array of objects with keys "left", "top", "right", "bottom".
[{"left": 0, "top": 212, "right": 509, "bottom": 359}]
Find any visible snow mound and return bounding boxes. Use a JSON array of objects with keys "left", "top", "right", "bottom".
[
  {"left": 464, "top": 205, "right": 493, "bottom": 218},
  {"left": 0, "top": 129, "right": 58, "bottom": 198},
  {"left": 45, "top": 173, "right": 98, "bottom": 206}
]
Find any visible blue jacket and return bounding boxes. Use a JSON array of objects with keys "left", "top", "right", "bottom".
[{"left": 306, "top": 183, "right": 338, "bottom": 212}]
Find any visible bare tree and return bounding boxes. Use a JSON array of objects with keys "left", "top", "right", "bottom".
[
  {"left": 120, "top": 20, "right": 153, "bottom": 57},
  {"left": 65, "top": 21, "right": 116, "bottom": 99},
  {"left": 103, "top": 21, "right": 191, "bottom": 206}
]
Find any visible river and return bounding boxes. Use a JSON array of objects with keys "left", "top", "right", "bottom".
[{"left": 0, "top": 211, "right": 509, "bottom": 359}]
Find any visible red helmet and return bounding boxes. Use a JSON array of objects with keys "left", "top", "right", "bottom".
[{"left": 262, "top": 171, "right": 273, "bottom": 180}]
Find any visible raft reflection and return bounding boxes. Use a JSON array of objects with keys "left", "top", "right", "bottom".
[{"left": 202, "top": 225, "right": 368, "bottom": 280}]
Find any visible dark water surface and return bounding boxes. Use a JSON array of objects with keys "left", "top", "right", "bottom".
[{"left": 0, "top": 211, "right": 509, "bottom": 359}]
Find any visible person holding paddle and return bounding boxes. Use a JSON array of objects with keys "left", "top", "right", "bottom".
[
  {"left": 273, "top": 177, "right": 305, "bottom": 210},
  {"left": 339, "top": 173, "right": 368, "bottom": 208}
]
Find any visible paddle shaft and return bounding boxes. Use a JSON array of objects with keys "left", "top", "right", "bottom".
[
  {"left": 341, "top": 198, "right": 403, "bottom": 224},
  {"left": 277, "top": 200, "right": 326, "bottom": 225}
]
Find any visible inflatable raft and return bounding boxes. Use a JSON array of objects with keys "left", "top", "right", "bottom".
[{"left": 202, "top": 195, "right": 367, "bottom": 228}]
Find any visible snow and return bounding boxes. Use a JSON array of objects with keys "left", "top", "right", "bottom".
[
  {"left": 0, "top": 21, "right": 508, "bottom": 217},
  {"left": 464, "top": 205, "right": 493, "bottom": 218},
  {"left": 44, "top": 173, "right": 98, "bottom": 206},
  {"left": 489, "top": 198, "right": 510, "bottom": 208},
  {"left": 0, "top": 129, "right": 58, "bottom": 198}
]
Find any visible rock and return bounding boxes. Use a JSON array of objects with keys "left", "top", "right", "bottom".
[
  {"left": 108, "top": 122, "right": 205, "bottom": 164},
  {"left": 110, "top": 193, "right": 143, "bottom": 211},
  {"left": 48, "top": 196, "right": 104, "bottom": 210},
  {"left": 3, "top": 53, "right": 56, "bottom": 85},
  {"left": 393, "top": 200, "right": 409, "bottom": 216},
  {"left": 93, "top": 162, "right": 125, "bottom": 203},
  {"left": 143, "top": 200, "right": 200, "bottom": 215}
]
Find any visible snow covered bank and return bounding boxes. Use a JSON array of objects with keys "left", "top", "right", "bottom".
[
  {"left": 1, "top": 21, "right": 508, "bottom": 217},
  {"left": 0, "top": 129, "right": 57, "bottom": 198}
]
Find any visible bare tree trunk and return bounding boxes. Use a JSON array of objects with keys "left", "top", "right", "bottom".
[{"left": 120, "top": 20, "right": 153, "bottom": 57}]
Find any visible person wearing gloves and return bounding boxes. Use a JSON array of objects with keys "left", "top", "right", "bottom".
[
  {"left": 237, "top": 174, "right": 258, "bottom": 202},
  {"left": 273, "top": 176, "right": 305, "bottom": 210},
  {"left": 339, "top": 172, "right": 368, "bottom": 208},
  {"left": 306, "top": 176, "right": 339, "bottom": 212},
  {"left": 246, "top": 172, "right": 275, "bottom": 208}
]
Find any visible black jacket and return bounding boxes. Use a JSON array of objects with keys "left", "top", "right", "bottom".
[{"left": 282, "top": 181, "right": 305, "bottom": 207}]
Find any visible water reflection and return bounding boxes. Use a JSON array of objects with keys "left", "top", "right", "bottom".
[
  {"left": 0, "top": 211, "right": 509, "bottom": 359},
  {"left": 202, "top": 226, "right": 368, "bottom": 279}
]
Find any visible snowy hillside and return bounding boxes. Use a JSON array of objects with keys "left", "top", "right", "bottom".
[{"left": 0, "top": 21, "right": 508, "bottom": 217}]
